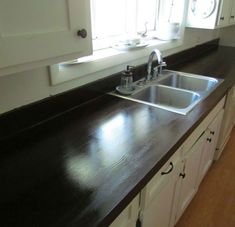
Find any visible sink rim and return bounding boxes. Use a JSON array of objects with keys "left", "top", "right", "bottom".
[
  {"left": 109, "top": 70, "right": 224, "bottom": 115},
  {"left": 156, "top": 70, "right": 219, "bottom": 92}
]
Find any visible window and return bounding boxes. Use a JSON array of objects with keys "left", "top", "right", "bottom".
[
  {"left": 91, "top": 0, "right": 185, "bottom": 50},
  {"left": 50, "top": 0, "right": 186, "bottom": 86}
]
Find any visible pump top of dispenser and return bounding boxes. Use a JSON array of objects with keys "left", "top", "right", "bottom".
[{"left": 122, "top": 65, "right": 133, "bottom": 77}]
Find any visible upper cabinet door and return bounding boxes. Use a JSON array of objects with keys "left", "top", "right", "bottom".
[
  {"left": 217, "top": 0, "right": 230, "bottom": 26},
  {"left": 229, "top": 0, "right": 235, "bottom": 24},
  {"left": 0, "top": 0, "right": 92, "bottom": 70}
]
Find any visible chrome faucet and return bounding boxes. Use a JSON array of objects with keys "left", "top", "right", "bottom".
[{"left": 146, "top": 49, "right": 167, "bottom": 81}]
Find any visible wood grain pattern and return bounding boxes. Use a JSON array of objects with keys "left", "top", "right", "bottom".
[{"left": 176, "top": 127, "right": 235, "bottom": 227}]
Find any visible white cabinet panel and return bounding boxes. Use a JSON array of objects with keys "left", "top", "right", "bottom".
[
  {"left": 176, "top": 133, "right": 205, "bottom": 221},
  {"left": 140, "top": 149, "right": 182, "bottom": 227},
  {"left": 0, "top": 0, "right": 92, "bottom": 70},
  {"left": 198, "top": 109, "right": 224, "bottom": 183},
  {"left": 109, "top": 196, "right": 139, "bottom": 227},
  {"left": 216, "top": 86, "right": 235, "bottom": 159},
  {"left": 217, "top": 0, "right": 230, "bottom": 26},
  {"left": 229, "top": 0, "right": 235, "bottom": 24}
]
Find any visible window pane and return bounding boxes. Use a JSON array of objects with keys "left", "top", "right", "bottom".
[
  {"left": 158, "top": 0, "right": 184, "bottom": 23},
  {"left": 91, "top": 0, "right": 126, "bottom": 39},
  {"left": 136, "top": 0, "right": 157, "bottom": 32}
]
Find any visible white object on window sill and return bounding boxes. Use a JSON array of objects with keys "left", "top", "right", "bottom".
[{"left": 112, "top": 41, "right": 148, "bottom": 51}]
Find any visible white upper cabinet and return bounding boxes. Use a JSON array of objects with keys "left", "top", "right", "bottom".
[
  {"left": 217, "top": 0, "right": 230, "bottom": 27},
  {"left": 0, "top": 0, "right": 92, "bottom": 76},
  {"left": 186, "top": 0, "right": 233, "bottom": 29},
  {"left": 229, "top": 0, "right": 235, "bottom": 24}
]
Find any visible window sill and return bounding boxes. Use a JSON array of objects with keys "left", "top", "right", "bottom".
[{"left": 50, "top": 39, "right": 183, "bottom": 87}]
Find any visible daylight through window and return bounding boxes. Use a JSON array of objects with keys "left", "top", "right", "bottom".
[{"left": 91, "top": 0, "right": 185, "bottom": 50}]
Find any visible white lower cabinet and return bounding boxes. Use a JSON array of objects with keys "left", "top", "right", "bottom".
[
  {"left": 175, "top": 133, "right": 205, "bottom": 222},
  {"left": 139, "top": 148, "right": 182, "bottom": 227},
  {"left": 176, "top": 100, "right": 224, "bottom": 223},
  {"left": 109, "top": 196, "right": 139, "bottom": 227},
  {"left": 198, "top": 109, "right": 224, "bottom": 184},
  {"left": 216, "top": 86, "right": 235, "bottom": 160}
]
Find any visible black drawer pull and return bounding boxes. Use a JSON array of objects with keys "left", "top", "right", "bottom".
[
  {"left": 231, "top": 16, "right": 235, "bottom": 19},
  {"left": 161, "top": 162, "right": 173, "bottom": 175},
  {"left": 220, "top": 17, "right": 225, "bottom": 20},
  {"left": 180, "top": 173, "right": 186, "bottom": 179},
  {"left": 210, "top": 131, "right": 215, "bottom": 135}
]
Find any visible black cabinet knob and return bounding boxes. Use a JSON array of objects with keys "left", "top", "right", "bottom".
[
  {"left": 77, "top": 29, "right": 87, "bottom": 38},
  {"left": 210, "top": 131, "right": 215, "bottom": 135},
  {"left": 179, "top": 173, "right": 186, "bottom": 179},
  {"left": 231, "top": 16, "right": 235, "bottom": 19},
  {"left": 220, "top": 17, "right": 225, "bottom": 20},
  {"left": 207, "top": 138, "right": 212, "bottom": 143}
]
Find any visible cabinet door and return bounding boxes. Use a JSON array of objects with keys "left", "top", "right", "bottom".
[
  {"left": 0, "top": 0, "right": 92, "bottom": 69},
  {"left": 176, "top": 133, "right": 205, "bottom": 221},
  {"left": 216, "top": 87, "right": 235, "bottom": 159},
  {"left": 229, "top": 0, "right": 235, "bottom": 24},
  {"left": 140, "top": 150, "right": 182, "bottom": 227},
  {"left": 197, "top": 109, "right": 224, "bottom": 185},
  {"left": 109, "top": 196, "right": 139, "bottom": 227},
  {"left": 198, "top": 130, "right": 213, "bottom": 183},
  {"left": 217, "top": 0, "right": 230, "bottom": 26}
]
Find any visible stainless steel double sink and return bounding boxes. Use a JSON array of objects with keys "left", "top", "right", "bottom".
[{"left": 110, "top": 70, "right": 223, "bottom": 115}]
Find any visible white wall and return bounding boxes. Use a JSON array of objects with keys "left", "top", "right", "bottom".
[
  {"left": 219, "top": 25, "right": 235, "bottom": 47},
  {"left": 0, "top": 28, "right": 220, "bottom": 115}
]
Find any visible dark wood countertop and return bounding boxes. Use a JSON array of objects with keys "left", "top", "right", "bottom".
[{"left": 0, "top": 46, "right": 235, "bottom": 227}]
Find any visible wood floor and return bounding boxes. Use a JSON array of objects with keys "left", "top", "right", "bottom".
[{"left": 176, "top": 127, "right": 235, "bottom": 227}]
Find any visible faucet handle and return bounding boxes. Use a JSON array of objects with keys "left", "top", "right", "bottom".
[
  {"left": 158, "top": 61, "right": 167, "bottom": 75},
  {"left": 153, "top": 61, "right": 167, "bottom": 79}
]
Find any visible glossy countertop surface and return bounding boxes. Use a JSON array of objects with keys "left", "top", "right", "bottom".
[{"left": 1, "top": 46, "right": 235, "bottom": 227}]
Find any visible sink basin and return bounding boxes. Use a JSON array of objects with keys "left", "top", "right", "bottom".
[
  {"left": 157, "top": 71, "right": 218, "bottom": 92},
  {"left": 119, "top": 85, "right": 201, "bottom": 115},
  {"left": 131, "top": 85, "right": 200, "bottom": 109},
  {"left": 110, "top": 70, "right": 223, "bottom": 115}
]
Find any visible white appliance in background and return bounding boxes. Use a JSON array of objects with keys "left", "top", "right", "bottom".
[
  {"left": 186, "top": 0, "right": 220, "bottom": 29},
  {"left": 155, "top": 22, "right": 180, "bottom": 40}
]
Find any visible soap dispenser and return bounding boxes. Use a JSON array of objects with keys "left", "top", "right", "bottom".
[{"left": 116, "top": 65, "right": 135, "bottom": 95}]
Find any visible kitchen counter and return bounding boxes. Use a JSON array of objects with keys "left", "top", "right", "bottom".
[{"left": 0, "top": 46, "right": 235, "bottom": 227}]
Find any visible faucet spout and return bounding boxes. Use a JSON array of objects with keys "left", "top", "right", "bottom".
[{"left": 146, "top": 49, "right": 166, "bottom": 81}]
